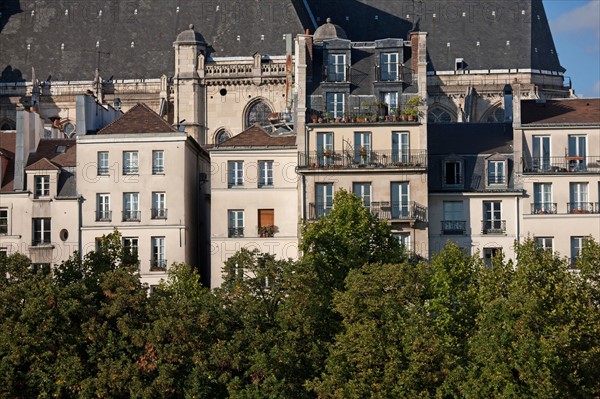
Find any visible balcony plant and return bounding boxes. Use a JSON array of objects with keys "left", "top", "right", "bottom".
[
  {"left": 258, "top": 224, "right": 278, "bottom": 237},
  {"left": 322, "top": 149, "right": 333, "bottom": 158},
  {"left": 403, "top": 96, "right": 425, "bottom": 121},
  {"left": 358, "top": 146, "right": 368, "bottom": 156}
]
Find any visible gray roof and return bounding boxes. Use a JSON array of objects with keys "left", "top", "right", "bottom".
[{"left": 0, "top": 0, "right": 563, "bottom": 82}]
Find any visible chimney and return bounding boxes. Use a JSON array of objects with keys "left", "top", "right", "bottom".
[{"left": 409, "top": 31, "right": 428, "bottom": 100}]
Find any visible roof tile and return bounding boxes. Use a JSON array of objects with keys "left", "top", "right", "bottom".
[
  {"left": 217, "top": 125, "right": 296, "bottom": 148},
  {"left": 98, "top": 103, "right": 176, "bottom": 135},
  {"left": 521, "top": 98, "right": 600, "bottom": 124}
]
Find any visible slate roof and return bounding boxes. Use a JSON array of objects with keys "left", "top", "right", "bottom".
[
  {"left": 0, "top": 0, "right": 562, "bottom": 82},
  {"left": 0, "top": 131, "right": 16, "bottom": 192},
  {"left": 97, "top": 103, "right": 177, "bottom": 134},
  {"left": 215, "top": 125, "right": 296, "bottom": 148},
  {"left": 521, "top": 98, "right": 600, "bottom": 125},
  {"left": 428, "top": 123, "right": 517, "bottom": 192},
  {"left": 26, "top": 139, "right": 76, "bottom": 168}
]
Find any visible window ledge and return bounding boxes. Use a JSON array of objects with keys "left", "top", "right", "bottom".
[
  {"left": 29, "top": 244, "right": 55, "bottom": 249},
  {"left": 32, "top": 197, "right": 52, "bottom": 202}
]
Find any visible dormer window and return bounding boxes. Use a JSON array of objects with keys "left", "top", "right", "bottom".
[
  {"left": 487, "top": 160, "right": 506, "bottom": 186},
  {"left": 380, "top": 52, "right": 399, "bottom": 81},
  {"left": 34, "top": 175, "right": 50, "bottom": 197},
  {"left": 327, "top": 54, "right": 346, "bottom": 82},
  {"left": 443, "top": 159, "right": 463, "bottom": 187},
  {"left": 326, "top": 93, "right": 345, "bottom": 118}
]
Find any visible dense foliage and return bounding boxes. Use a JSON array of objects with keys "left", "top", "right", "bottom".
[{"left": 1, "top": 191, "right": 599, "bottom": 398}]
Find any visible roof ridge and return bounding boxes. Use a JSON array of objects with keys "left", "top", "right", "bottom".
[{"left": 97, "top": 103, "right": 177, "bottom": 135}]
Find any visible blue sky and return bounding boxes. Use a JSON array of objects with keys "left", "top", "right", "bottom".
[{"left": 544, "top": 0, "right": 600, "bottom": 98}]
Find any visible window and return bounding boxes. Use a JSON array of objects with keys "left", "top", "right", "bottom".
[
  {"left": 327, "top": 53, "right": 346, "bottom": 82},
  {"left": 568, "top": 135, "right": 586, "bottom": 171},
  {"left": 228, "top": 210, "right": 244, "bottom": 237},
  {"left": 483, "top": 247, "right": 502, "bottom": 267},
  {"left": 392, "top": 131, "right": 410, "bottom": 163},
  {"left": 152, "top": 192, "right": 167, "bottom": 219},
  {"left": 152, "top": 150, "right": 164, "bottom": 174},
  {"left": 353, "top": 183, "right": 372, "bottom": 207},
  {"left": 314, "top": 183, "right": 333, "bottom": 218},
  {"left": 326, "top": 93, "right": 344, "bottom": 119},
  {"left": 483, "top": 201, "right": 504, "bottom": 234},
  {"left": 382, "top": 92, "right": 398, "bottom": 112},
  {"left": 123, "top": 192, "right": 140, "bottom": 221},
  {"left": 532, "top": 136, "right": 550, "bottom": 171},
  {"left": 228, "top": 161, "right": 244, "bottom": 187},
  {"left": 123, "top": 237, "right": 139, "bottom": 263},
  {"left": 570, "top": 236, "right": 585, "bottom": 266},
  {"left": 246, "top": 100, "right": 272, "bottom": 128},
  {"left": 317, "top": 132, "right": 334, "bottom": 165},
  {"left": 391, "top": 182, "right": 410, "bottom": 219},
  {"left": 0, "top": 208, "right": 7, "bottom": 234},
  {"left": 96, "top": 193, "right": 111, "bottom": 221},
  {"left": 569, "top": 183, "right": 590, "bottom": 213},
  {"left": 0, "top": 248, "right": 7, "bottom": 258},
  {"left": 258, "top": 209, "right": 275, "bottom": 237},
  {"left": 380, "top": 52, "right": 399, "bottom": 81},
  {"left": 442, "top": 201, "right": 465, "bottom": 235},
  {"left": 32, "top": 218, "right": 51, "bottom": 245},
  {"left": 123, "top": 151, "right": 139, "bottom": 175},
  {"left": 443, "top": 160, "right": 463, "bottom": 186},
  {"left": 151, "top": 237, "right": 166, "bottom": 270},
  {"left": 34, "top": 175, "right": 50, "bottom": 197},
  {"left": 258, "top": 161, "right": 274, "bottom": 187},
  {"left": 487, "top": 160, "right": 505, "bottom": 185},
  {"left": 393, "top": 233, "right": 411, "bottom": 252},
  {"left": 215, "top": 129, "right": 231, "bottom": 144},
  {"left": 533, "top": 183, "right": 554, "bottom": 214},
  {"left": 428, "top": 108, "right": 453, "bottom": 123},
  {"left": 485, "top": 107, "right": 505, "bottom": 122},
  {"left": 535, "top": 237, "right": 553, "bottom": 251},
  {"left": 97, "top": 152, "right": 109, "bottom": 175},
  {"left": 354, "top": 132, "right": 372, "bottom": 163}
]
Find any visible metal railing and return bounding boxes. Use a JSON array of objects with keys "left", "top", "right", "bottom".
[
  {"left": 441, "top": 220, "right": 467, "bottom": 235},
  {"left": 530, "top": 203, "right": 557, "bottom": 214},
  {"left": 150, "top": 259, "right": 167, "bottom": 271},
  {"left": 123, "top": 166, "right": 139, "bottom": 175},
  {"left": 481, "top": 220, "right": 506, "bottom": 234},
  {"left": 152, "top": 166, "right": 164, "bottom": 174},
  {"left": 96, "top": 210, "right": 112, "bottom": 221},
  {"left": 298, "top": 149, "right": 427, "bottom": 170},
  {"left": 31, "top": 238, "right": 52, "bottom": 246},
  {"left": 97, "top": 167, "right": 110, "bottom": 175},
  {"left": 523, "top": 156, "right": 600, "bottom": 173},
  {"left": 487, "top": 175, "right": 506, "bottom": 185},
  {"left": 308, "top": 201, "right": 427, "bottom": 222},
  {"left": 308, "top": 203, "right": 332, "bottom": 219},
  {"left": 322, "top": 65, "right": 350, "bottom": 83},
  {"left": 228, "top": 227, "right": 244, "bottom": 238},
  {"left": 151, "top": 208, "right": 168, "bottom": 219},
  {"left": 123, "top": 210, "right": 141, "bottom": 221},
  {"left": 567, "top": 202, "right": 596, "bottom": 214}
]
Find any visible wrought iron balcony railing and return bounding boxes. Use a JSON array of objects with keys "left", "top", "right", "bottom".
[
  {"left": 298, "top": 149, "right": 427, "bottom": 170},
  {"left": 308, "top": 201, "right": 427, "bottom": 223},
  {"left": 567, "top": 202, "right": 596, "bottom": 214},
  {"left": 96, "top": 210, "right": 112, "bottom": 221},
  {"left": 152, "top": 166, "right": 164, "bottom": 174},
  {"left": 123, "top": 210, "right": 141, "bottom": 221},
  {"left": 441, "top": 220, "right": 467, "bottom": 235},
  {"left": 123, "top": 166, "right": 139, "bottom": 175},
  {"left": 481, "top": 220, "right": 506, "bottom": 234},
  {"left": 530, "top": 203, "right": 557, "bottom": 214},
  {"left": 228, "top": 227, "right": 244, "bottom": 238},
  {"left": 487, "top": 175, "right": 506, "bottom": 185},
  {"left": 308, "top": 203, "right": 333, "bottom": 220},
  {"left": 151, "top": 208, "right": 168, "bottom": 219},
  {"left": 150, "top": 259, "right": 167, "bottom": 271},
  {"left": 523, "top": 156, "right": 600, "bottom": 173}
]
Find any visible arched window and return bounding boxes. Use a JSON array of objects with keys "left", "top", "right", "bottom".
[
  {"left": 486, "top": 107, "right": 505, "bottom": 122},
  {"left": 245, "top": 99, "right": 272, "bottom": 128},
  {"left": 0, "top": 119, "right": 16, "bottom": 130},
  {"left": 215, "top": 129, "right": 231, "bottom": 144},
  {"left": 428, "top": 107, "right": 454, "bottom": 123}
]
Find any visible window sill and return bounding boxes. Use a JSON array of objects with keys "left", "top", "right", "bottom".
[
  {"left": 32, "top": 197, "right": 52, "bottom": 202},
  {"left": 30, "top": 244, "right": 55, "bottom": 249}
]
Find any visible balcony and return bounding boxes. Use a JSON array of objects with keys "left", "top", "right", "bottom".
[
  {"left": 123, "top": 166, "right": 139, "bottom": 175},
  {"left": 308, "top": 201, "right": 427, "bottom": 223},
  {"left": 298, "top": 150, "right": 427, "bottom": 170},
  {"left": 487, "top": 176, "right": 506, "bottom": 185},
  {"left": 322, "top": 65, "right": 350, "bottom": 83},
  {"left": 96, "top": 210, "right": 112, "bottom": 221},
  {"left": 308, "top": 203, "right": 332, "bottom": 220},
  {"left": 481, "top": 220, "right": 506, "bottom": 235},
  {"left": 523, "top": 156, "right": 600, "bottom": 173},
  {"left": 150, "top": 259, "right": 167, "bottom": 271},
  {"left": 97, "top": 167, "right": 110, "bottom": 175},
  {"left": 152, "top": 166, "right": 164, "bottom": 174},
  {"left": 530, "top": 203, "right": 557, "bottom": 215},
  {"left": 122, "top": 210, "right": 141, "bottom": 221},
  {"left": 567, "top": 202, "right": 597, "bottom": 214},
  {"left": 228, "top": 227, "right": 244, "bottom": 238},
  {"left": 151, "top": 208, "right": 168, "bottom": 219},
  {"left": 441, "top": 220, "right": 467, "bottom": 235}
]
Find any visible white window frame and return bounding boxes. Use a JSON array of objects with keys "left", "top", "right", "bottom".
[
  {"left": 151, "top": 237, "right": 166, "bottom": 270},
  {"left": 532, "top": 135, "right": 551, "bottom": 171},
  {"left": 123, "top": 192, "right": 140, "bottom": 221},
  {"left": 228, "top": 210, "right": 245, "bottom": 237},
  {"left": 568, "top": 135, "right": 587, "bottom": 171},
  {"left": 152, "top": 192, "right": 167, "bottom": 219},
  {"left": 382, "top": 92, "right": 399, "bottom": 111},
  {"left": 487, "top": 160, "right": 506, "bottom": 185},
  {"left": 327, "top": 53, "right": 346, "bottom": 82},
  {"left": 483, "top": 201, "right": 503, "bottom": 234},
  {"left": 380, "top": 52, "right": 399, "bottom": 81},
  {"left": 392, "top": 131, "right": 410, "bottom": 164},
  {"left": 152, "top": 150, "right": 164, "bottom": 174},
  {"left": 97, "top": 151, "right": 109, "bottom": 175},
  {"left": 228, "top": 161, "right": 244, "bottom": 187},
  {"left": 353, "top": 182, "right": 372, "bottom": 207},
  {"left": 315, "top": 183, "right": 334, "bottom": 217},
  {"left": 96, "top": 193, "right": 111, "bottom": 221},
  {"left": 326, "top": 92, "right": 345, "bottom": 119},
  {"left": 570, "top": 236, "right": 585, "bottom": 266},
  {"left": 123, "top": 151, "right": 139, "bottom": 175},
  {"left": 533, "top": 183, "right": 553, "bottom": 213},
  {"left": 123, "top": 237, "right": 139, "bottom": 254},
  {"left": 32, "top": 218, "right": 51, "bottom": 245},
  {"left": 535, "top": 237, "right": 553, "bottom": 251},
  {"left": 34, "top": 175, "right": 50, "bottom": 197},
  {"left": 0, "top": 208, "right": 8, "bottom": 235},
  {"left": 391, "top": 182, "right": 410, "bottom": 218},
  {"left": 258, "top": 161, "right": 274, "bottom": 187},
  {"left": 569, "top": 182, "right": 589, "bottom": 213}
]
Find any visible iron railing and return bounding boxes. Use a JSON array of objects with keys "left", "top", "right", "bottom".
[
  {"left": 150, "top": 259, "right": 167, "bottom": 271},
  {"left": 228, "top": 227, "right": 244, "bottom": 238},
  {"left": 152, "top": 166, "right": 164, "bottom": 174},
  {"left": 441, "top": 220, "right": 467, "bottom": 235},
  {"left": 123, "top": 166, "right": 139, "bottom": 175},
  {"left": 530, "top": 203, "right": 557, "bottom": 214},
  {"left": 298, "top": 149, "right": 427, "bottom": 170},
  {"left": 523, "top": 156, "right": 600, "bottom": 173},
  {"left": 309, "top": 201, "right": 427, "bottom": 222},
  {"left": 481, "top": 220, "right": 506, "bottom": 234},
  {"left": 96, "top": 210, "right": 112, "bottom": 221},
  {"left": 567, "top": 202, "right": 596, "bottom": 214},
  {"left": 123, "top": 210, "right": 141, "bottom": 221},
  {"left": 151, "top": 208, "right": 168, "bottom": 219}
]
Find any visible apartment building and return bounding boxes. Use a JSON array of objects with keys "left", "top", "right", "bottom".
[
  {"left": 77, "top": 103, "right": 211, "bottom": 286},
  {"left": 209, "top": 124, "right": 298, "bottom": 288},
  {"left": 428, "top": 123, "right": 521, "bottom": 264},
  {"left": 515, "top": 98, "right": 600, "bottom": 265}
]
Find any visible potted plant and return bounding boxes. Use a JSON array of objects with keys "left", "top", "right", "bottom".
[
  {"left": 358, "top": 146, "right": 368, "bottom": 156},
  {"left": 322, "top": 149, "right": 333, "bottom": 158},
  {"left": 324, "top": 112, "right": 331, "bottom": 122},
  {"left": 403, "top": 96, "right": 424, "bottom": 121},
  {"left": 258, "top": 224, "right": 278, "bottom": 237}
]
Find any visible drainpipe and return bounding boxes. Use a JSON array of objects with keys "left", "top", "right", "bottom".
[{"left": 78, "top": 195, "right": 83, "bottom": 260}]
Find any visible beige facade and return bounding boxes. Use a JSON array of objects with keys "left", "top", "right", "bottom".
[
  {"left": 210, "top": 145, "right": 299, "bottom": 288},
  {"left": 77, "top": 132, "right": 209, "bottom": 286},
  {"left": 298, "top": 122, "right": 429, "bottom": 257}
]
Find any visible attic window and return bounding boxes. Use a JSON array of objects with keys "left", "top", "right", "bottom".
[
  {"left": 455, "top": 58, "right": 465, "bottom": 71},
  {"left": 56, "top": 146, "right": 66, "bottom": 153}
]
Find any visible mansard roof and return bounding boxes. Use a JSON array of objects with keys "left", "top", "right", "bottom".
[
  {"left": 521, "top": 98, "right": 600, "bottom": 125},
  {"left": 215, "top": 125, "right": 296, "bottom": 148},
  {"left": 26, "top": 139, "right": 77, "bottom": 168},
  {"left": 0, "top": 1, "right": 563, "bottom": 82},
  {"left": 97, "top": 103, "right": 176, "bottom": 135}
]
